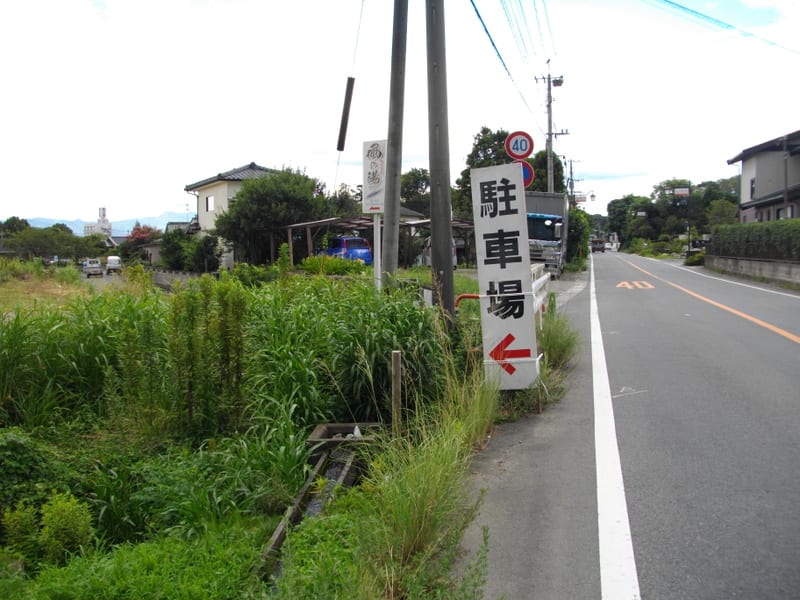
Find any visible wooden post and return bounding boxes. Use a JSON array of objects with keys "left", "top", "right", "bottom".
[{"left": 392, "top": 350, "right": 402, "bottom": 437}]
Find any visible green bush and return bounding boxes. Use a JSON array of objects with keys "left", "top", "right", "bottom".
[
  {"left": 39, "top": 492, "right": 95, "bottom": 565},
  {"left": 0, "top": 429, "right": 55, "bottom": 515},
  {"left": 684, "top": 252, "right": 705, "bottom": 266},
  {"left": 539, "top": 304, "right": 579, "bottom": 371},
  {"left": 710, "top": 220, "right": 800, "bottom": 261},
  {"left": 0, "top": 547, "right": 27, "bottom": 597},
  {"left": 29, "top": 520, "right": 271, "bottom": 599},
  {"left": 2, "top": 501, "right": 40, "bottom": 562},
  {"left": 299, "top": 254, "right": 367, "bottom": 276}
]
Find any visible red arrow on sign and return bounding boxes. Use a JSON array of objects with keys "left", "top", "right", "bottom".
[{"left": 489, "top": 333, "right": 532, "bottom": 375}]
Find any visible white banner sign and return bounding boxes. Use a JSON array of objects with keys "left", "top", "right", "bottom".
[
  {"left": 470, "top": 163, "right": 539, "bottom": 390},
  {"left": 362, "top": 140, "right": 387, "bottom": 213}
]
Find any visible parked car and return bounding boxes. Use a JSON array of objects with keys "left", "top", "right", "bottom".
[
  {"left": 106, "top": 255, "right": 122, "bottom": 275},
  {"left": 591, "top": 239, "right": 605, "bottom": 253},
  {"left": 83, "top": 258, "right": 104, "bottom": 278},
  {"left": 325, "top": 236, "right": 373, "bottom": 265}
]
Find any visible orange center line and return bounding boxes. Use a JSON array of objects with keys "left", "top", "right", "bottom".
[{"left": 622, "top": 259, "right": 800, "bottom": 345}]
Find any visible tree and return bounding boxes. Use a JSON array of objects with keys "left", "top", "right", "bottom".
[
  {"left": 184, "top": 235, "right": 220, "bottom": 273},
  {"left": 454, "top": 126, "right": 565, "bottom": 218},
  {"left": 327, "top": 183, "right": 361, "bottom": 218},
  {"left": 214, "top": 168, "right": 326, "bottom": 265},
  {"left": 707, "top": 198, "right": 738, "bottom": 226},
  {"left": 567, "top": 207, "right": 591, "bottom": 261},
  {"left": 1, "top": 216, "right": 30, "bottom": 235},
  {"left": 400, "top": 167, "right": 431, "bottom": 217},
  {"left": 118, "top": 223, "right": 161, "bottom": 262},
  {"left": 161, "top": 228, "right": 188, "bottom": 270}
]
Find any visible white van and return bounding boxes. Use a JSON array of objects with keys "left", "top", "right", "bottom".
[{"left": 106, "top": 256, "right": 122, "bottom": 275}]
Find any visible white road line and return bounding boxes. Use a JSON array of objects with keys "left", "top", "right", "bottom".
[
  {"left": 591, "top": 257, "right": 641, "bottom": 599},
  {"left": 642, "top": 256, "right": 800, "bottom": 300}
]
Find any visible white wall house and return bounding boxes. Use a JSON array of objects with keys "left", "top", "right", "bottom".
[
  {"left": 184, "top": 162, "right": 279, "bottom": 268},
  {"left": 727, "top": 130, "right": 800, "bottom": 224}
]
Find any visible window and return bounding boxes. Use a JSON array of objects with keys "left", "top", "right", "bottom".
[
  {"left": 749, "top": 178, "right": 755, "bottom": 200},
  {"left": 206, "top": 195, "right": 215, "bottom": 212}
]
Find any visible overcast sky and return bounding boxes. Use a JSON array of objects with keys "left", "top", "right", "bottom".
[{"left": 1, "top": 0, "right": 797, "bottom": 225}]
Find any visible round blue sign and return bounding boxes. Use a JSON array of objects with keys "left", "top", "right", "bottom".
[{"left": 513, "top": 160, "right": 535, "bottom": 187}]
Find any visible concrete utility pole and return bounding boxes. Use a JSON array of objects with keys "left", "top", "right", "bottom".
[
  {"left": 381, "top": 0, "right": 409, "bottom": 286},
  {"left": 426, "top": 0, "right": 454, "bottom": 318},
  {"left": 537, "top": 62, "right": 564, "bottom": 194}
]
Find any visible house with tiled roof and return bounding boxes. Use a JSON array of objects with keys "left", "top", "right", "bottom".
[
  {"left": 184, "top": 162, "right": 279, "bottom": 268},
  {"left": 727, "top": 129, "right": 800, "bottom": 223},
  {"left": 184, "top": 162, "right": 279, "bottom": 233}
]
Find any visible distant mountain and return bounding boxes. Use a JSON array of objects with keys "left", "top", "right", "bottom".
[{"left": 26, "top": 212, "right": 191, "bottom": 237}]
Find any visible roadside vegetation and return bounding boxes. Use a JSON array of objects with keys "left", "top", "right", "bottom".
[{"left": 0, "top": 254, "right": 577, "bottom": 598}]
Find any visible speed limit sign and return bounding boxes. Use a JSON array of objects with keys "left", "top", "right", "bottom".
[{"left": 504, "top": 131, "right": 534, "bottom": 160}]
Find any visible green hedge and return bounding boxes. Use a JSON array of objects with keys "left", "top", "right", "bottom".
[{"left": 710, "top": 220, "right": 800, "bottom": 261}]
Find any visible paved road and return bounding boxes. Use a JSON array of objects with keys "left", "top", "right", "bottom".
[{"left": 458, "top": 255, "right": 800, "bottom": 599}]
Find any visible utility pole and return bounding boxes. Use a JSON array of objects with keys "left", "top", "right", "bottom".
[
  {"left": 426, "top": 0, "right": 454, "bottom": 318},
  {"left": 536, "top": 62, "right": 565, "bottom": 193},
  {"left": 566, "top": 158, "right": 582, "bottom": 208},
  {"left": 381, "top": 0, "right": 409, "bottom": 287}
]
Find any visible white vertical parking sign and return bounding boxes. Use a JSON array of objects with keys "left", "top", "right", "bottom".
[{"left": 470, "top": 164, "right": 539, "bottom": 390}]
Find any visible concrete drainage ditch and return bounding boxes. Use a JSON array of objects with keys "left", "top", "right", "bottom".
[{"left": 260, "top": 422, "right": 381, "bottom": 580}]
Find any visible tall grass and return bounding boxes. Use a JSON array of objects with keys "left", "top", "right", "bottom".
[{"left": 272, "top": 305, "right": 498, "bottom": 598}]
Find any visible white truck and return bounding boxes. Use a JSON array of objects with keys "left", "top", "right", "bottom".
[
  {"left": 83, "top": 258, "right": 104, "bottom": 278},
  {"left": 106, "top": 255, "right": 122, "bottom": 275},
  {"left": 525, "top": 191, "right": 569, "bottom": 278}
]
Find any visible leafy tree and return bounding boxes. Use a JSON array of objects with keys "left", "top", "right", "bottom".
[
  {"left": 214, "top": 168, "right": 326, "bottom": 265},
  {"left": 6, "top": 226, "right": 64, "bottom": 260},
  {"left": 606, "top": 195, "right": 637, "bottom": 244},
  {"left": 454, "top": 126, "right": 564, "bottom": 219},
  {"left": 184, "top": 235, "right": 220, "bottom": 273},
  {"left": 707, "top": 198, "right": 738, "bottom": 226},
  {"left": 327, "top": 183, "right": 361, "bottom": 217},
  {"left": 161, "top": 228, "right": 188, "bottom": 270},
  {"left": 400, "top": 167, "right": 431, "bottom": 217},
  {"left": 1, "top": 217, "right": 31, "bottom": 235},
  {"left": 118, "top": 223, "right": 161, "bottom": 262},
  {"left": 567, "top": 207, "right": 591, "bottom": 261},
  {"left": 528, "top": 149, "right": 565, "bottom": 195}
]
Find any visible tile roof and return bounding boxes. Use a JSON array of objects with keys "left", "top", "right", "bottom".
[
  {"left": 184, "top": 162, "right": 280, "bottom": 191},
  {"left": 727, "top": 129, "right": 800, "bottom": 164}
]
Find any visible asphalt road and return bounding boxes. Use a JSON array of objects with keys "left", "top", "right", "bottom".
[{"left": 458, "top": 254, "right": 800, "bottom": 599}]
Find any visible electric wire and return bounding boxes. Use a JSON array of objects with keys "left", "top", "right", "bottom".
[
  {"left": 645, "top": 0, "right": 799, "bottom": 56},
  {"left": 529, "top": 0, "right": 547, "bottom": 58},
  {"left": 539, "top": 0, "right": 557, "bottom": 56},
  {"left": 333, "top": 0, "right": 367, "bottom": 197},
  {"left": 469, "top": 0, "right": 534, "bottom": 114}
]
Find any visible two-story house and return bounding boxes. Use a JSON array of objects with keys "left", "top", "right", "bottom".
[
  {"left": 727, "top": 129, "right": 800, "bottom": 223},
  {"left": 184, "top": 162, "right": 279, "bottom": 268}
]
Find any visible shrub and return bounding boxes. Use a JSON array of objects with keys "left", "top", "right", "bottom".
[
  {"left": 539, "top": 300, "right": 579, "bottom": 371},
  {"left": 39, "top": 492, "right": 95, "bottom": 565},
  {"left": 710, "top": 220, "right": 800, "bottom": 261},
  {"left": 684, "top": 252, "right": 705, "bottom": 266},
  {"left": 0, "top": 429, "right": 55, "bottom": 515},
  {"left": 2, "top": 501, "right": 40, "bottom": 562},
  {"left": 299, "top": 254, "right": 367, "bottom": 276}
]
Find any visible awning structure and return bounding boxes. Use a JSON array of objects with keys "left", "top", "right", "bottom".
[{"left": 284, "top": 216, "right": 474, "bottom": 263}]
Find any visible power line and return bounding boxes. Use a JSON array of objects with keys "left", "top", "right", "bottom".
[
  {"left": 645, "top": 0, "right": 800, "bottom": 56},
  {"left": 469, "top": 0, "right": 534, "bottom": 113}
]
